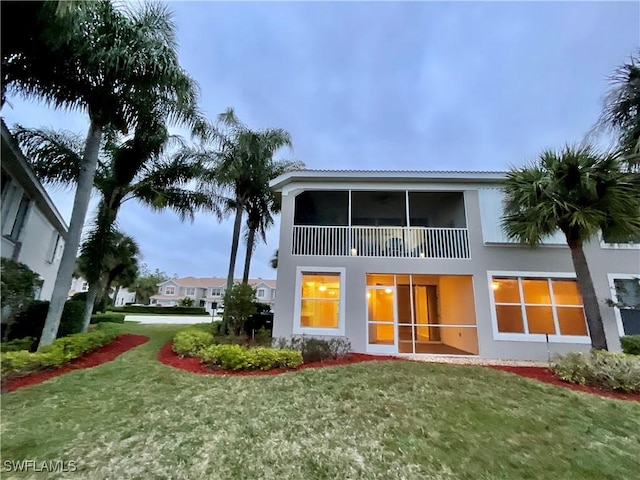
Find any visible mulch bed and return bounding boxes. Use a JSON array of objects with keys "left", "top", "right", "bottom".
[
  {"left": 5, "top": 334, "right": 149, "bottom": 393},
  {"left": 158, "top": 341, "right": 400, "bottom": 376},
  {"left": 489, "top": 365, "right": 640, "bottom": 402}
]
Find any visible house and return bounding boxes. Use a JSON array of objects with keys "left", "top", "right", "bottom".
[
  {"left": 68, "top": 277, "right": 136, "bottom": 306},
  {"left": 1, "top": 121, "right": 67, "bottom": 301},
  {"left": 269, "top": 169, "right": 640, "bottom": 361},
  {"left": 151, "top": 277, "right": 277, "bottom": 314}
]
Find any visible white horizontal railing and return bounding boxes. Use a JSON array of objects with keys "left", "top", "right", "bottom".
[{"left": 292, "top": 226, "right": 470, "bottom": 259}]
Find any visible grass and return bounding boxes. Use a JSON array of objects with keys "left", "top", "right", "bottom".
[{"left": 2, "top": 323, "right": 639, "bottom": 480}]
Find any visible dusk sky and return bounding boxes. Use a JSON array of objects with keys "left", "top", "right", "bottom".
[{"left": 1, "top": 1, "right": 638, "bottom": 281}]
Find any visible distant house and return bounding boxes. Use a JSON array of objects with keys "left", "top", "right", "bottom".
[
  {"left": 68, "top": 276, "right": 136, "bottom": 306},
  {"left": 1, "top": 121, "right": 67, "bottom": 301},
  {"left": 151, "top": 277, "right": 277, "bottom": 313},
  {"left": 269, "top": 169, "right": 640, "bottom": 361}
]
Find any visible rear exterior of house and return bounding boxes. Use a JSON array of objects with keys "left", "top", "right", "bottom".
[
  {"left": 270, "top": 170, "right": 640, "bottom": 361},
  {"left": 151, "top": 277, "right": 277, "bottom": 313},
  {"left": 1, "top": 121, "right": 67, "bottom": 301}
]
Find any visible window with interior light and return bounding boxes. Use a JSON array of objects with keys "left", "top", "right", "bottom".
[
  {"left": 294, "top": 268, "right": 345, "bottom": 335},
  {"left": 490, "top": 274, "right": 589, "bottom": 341}
]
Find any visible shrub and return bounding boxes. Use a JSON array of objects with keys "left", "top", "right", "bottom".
[
  {"left": 108, "top": 306, "right": 208, "bottom": 315},
  {"left": 621, "top": 335, "right": 640, "bottom": 355},
  {"left": 173, "top": 329, "right": 215, "bottom": 357},
  {"left": 213, "top": 335, "right": 247, "bottom": 346},
  {"left": 1, "top": 337, "right": 36, "bottom": 352},
  {"left": 222, "top": 284, "right": 257, "bottom": 335},
  {"left": 253, "top": 327, "right": 272, "bottom": 347},
  {"left": 179, "top": 297, "right": 195, "bottom": 307},
  {"left": 551, "top": 351, "right": 640, "bottom": 393},
  {"left": 0, "top": 323, "right": 120, "bottom": 378},
  {"left": 6, "top": 300, "right": 88, "bottom": 342},
  {"left": 58, "top": 300, "right": 85, "bottom": 337},
  {"left": 199, "top": 344, "right": 302, "bottom": 371},
  {"left": 0, "top": 258, "right": 42, "bottom": 330},
  {"left": 91, "top": 312, "right": 126, "bottom": 324},
  {"left": 275, "top": 336, "right": 352, "bottom": 363}
]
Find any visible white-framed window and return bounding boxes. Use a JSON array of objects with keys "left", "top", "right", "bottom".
[
  {"left": 165, "top": 286, "right": 176, "bottom": 295},
  {"left": 272, "top": 289, "right": 276, "bottom": 299},
  {"left": 7, "top": 193, "right": 31, "bottom": 242},
  {"left": 185, "top": 287, "right": 195, "bottom": 296},
  {"left": 210, "top": 288, "right": 222, "bottom": 297},
  {"left": 488, "top": 271, "right": 590, "bottom": 343},
  {"left": 46, "top": 232, "right": 61, "bottom": 264},
  {"left": 608, "top": 274, "right": 640, "bottom": 337},
  {"left": 293, "top": 267, "right": 345, "bottom": 336},
  {"left": 256, "top": 288, "right": 266, "bottom": 298},
  {"left": 599, "top": 231, "right": 640, "bottom": 250},
  {"left": 81, "top": 282, "right": 89, "bottom": 292}
]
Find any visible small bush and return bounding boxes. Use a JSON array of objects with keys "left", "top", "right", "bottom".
[
  {"left": 275, "top": 336, "right": 352, "bottom": 363},
  {"left": 199, "top": 344, "right": 302, "bottom": 371},
  {"left": 551, "top": 351, "right": 640, "bottom": 393},
  {"left": 621, "top": 335, "right": 640, "bottom": 355},
  {"left": 1, "top": 337, "right": 36, "bottom": 352},
  {"left": 213, "top": 335, "right": 247, "bottom": 346},
  {"left": 108, "top": 306, "right": 208, "bottom": 315},
  {"left": 58, "top": 300, "right": 85, "bottom": 337},
  {"left": 0, "top": 323, "right": 120, "bottom": 379},
  {"left": 253, "top": 328, "right": 272, "bottom": 347},
  {"left": 91, "top": 313, "right": 126, "bottom": 324},
  {"left": 7, "top": 300, "right": 88, "bottom": 342},
  {"left": 173, "top": 329, "right": 215, "bottom": 357}
]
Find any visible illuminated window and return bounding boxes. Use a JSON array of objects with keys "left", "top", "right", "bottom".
[
  {"left": 491, "top": 276, "right": 588, "bottom": 339},
  {"left": 294, "top": 269, "right": 344, "bottom": 334}
]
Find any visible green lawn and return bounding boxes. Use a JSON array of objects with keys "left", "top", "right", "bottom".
[{"left": 2, "top": 324, "right": 639, "bottom": 480}]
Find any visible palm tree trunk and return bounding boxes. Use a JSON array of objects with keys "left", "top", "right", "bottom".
[
  {"left": 81, "top": 283, "right": 100, "bottom": 332},
  {"left": 112, "top": 285, "right": 120, "bottom": 304},
  {"left": 242, "top": 227, "right": 257, "bottom": 284},
  {"left": 568, "top": 241, "right": 608, "bottom": 350},
  {"left": 226, "top": 202, "right": 244, "bottom": 291},
  {"left": 38, "top": 121, "right": 103, "bottom": 348}
]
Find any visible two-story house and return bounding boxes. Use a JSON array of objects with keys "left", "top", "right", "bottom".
[
  {"left": 270, "top": 170, "right": 640, "bottom": 361},
  {"left": 1, "top": 121, "right": 67, "bottom": 301},
  {"left": 68, "top": 277, "right": 136, "bottom": 306},
  {"left": 151, "top": 277, "right": 277, "bottom": 313}
]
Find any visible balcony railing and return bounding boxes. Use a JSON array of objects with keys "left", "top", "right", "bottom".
[{"left": 292, "top": 226, "right": 470, "bottom": 259}]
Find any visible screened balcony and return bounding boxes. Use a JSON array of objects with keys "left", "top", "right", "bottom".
[{"left": 292, "top": 190, "right": 470, "bottom": 259}]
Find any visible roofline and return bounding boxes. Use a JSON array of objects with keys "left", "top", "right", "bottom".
[
  {"left": 1, "top": 120, "right": 68, "bottom": 235},
  {"left": 269, "top": 169, "right": 507, "bottom": 191}
]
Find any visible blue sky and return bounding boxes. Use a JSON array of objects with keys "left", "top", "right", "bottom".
[{"left": 1, "top": 1, "right": 638, "bottom": 281}]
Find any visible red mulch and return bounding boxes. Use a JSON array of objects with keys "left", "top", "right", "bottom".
[
  {"left": 5, "top": 334, "right": 149, "bottom": 393},
  {"left": 157, "top": 341, "right": 400, "bottom": 376},
  {"left": 489, "top": 365, "right": 640, "bottom": 402}
]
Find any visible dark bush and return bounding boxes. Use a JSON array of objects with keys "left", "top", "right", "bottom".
[
  {"left": 58, "top": 301, "right": 85, "bottom": 337},
  {"left": 91, "top": 313, "right": 126, "bottom": 324},
  {"left": 275, "top": 336, "right": 352, "bottom": 363},
  {"left": 7, "top": 300, "right": 88, "bottom": 342},
  {"left": 621, "top": 335, "right": 640, "bottom": 355},
  {"left": 253, "top": 327, "right": 272, "bottom": 347},
  {"left": 244, "top": 312, "right": 273, "bottom": 336},
  {"left": 108, "top": 306, "right": 208, "bottom": 315}
]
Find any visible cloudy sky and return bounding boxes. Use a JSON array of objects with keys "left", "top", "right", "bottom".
[{"left": 2, "top": 1, "right": 638, "bottom": 281}]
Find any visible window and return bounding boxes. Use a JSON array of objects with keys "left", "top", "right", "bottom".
[
  {"left": 8, "top": 194, "right": 30, "bottom": 241},
  {"left": 490, "top": 274, "right": 589, "bottom": 342},
  {"left": 609, "top": 275, "right": 640, "bottom": 336},
  {"left": 257, "top": 288, "right": 266, "bottom": 298},
  {"left": 185, "top": 287, "right": 195, "bottom": 296},
  {"left": 81, "top": 282, "right": 89, "bottom": 292},
  {"left": 210, "top": 288, "right": 222, "bottom": 297},
  {"left": 165, "top": 286, "right": 175, "bottom": 295},
  {"left": 46, "top": 232, "right": 61, "bottom": 263},
  {"left": 272, "top": 289, "right": 276, "bottom": 299},
  {"left": 294, "top": 268, "right": 345, "bottom": 335}
]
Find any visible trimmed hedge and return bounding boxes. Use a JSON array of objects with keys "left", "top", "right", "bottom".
[
  {"left": 6, "top": 300, "right": 86, "bottom": 342},
  {"left": 0, "top": 323, "right": 121, "bottom": 379},
  {"left": 1, "top": 337, "right": 36, "bottom": 352},
  {"left": 173, "top": 329, "right": 215, "bottom": 357},
  {"left": 109, "top": 306, "right": 208, "bottom": 315},
  {"left": 621, "top": 335, "right": 640, "bottom": 355},
  {"left": 551, "top": 351, "right": 640, "bottom": 393},
  {"left": 91, "top": 313, "right": 126, "bottom": 324},
  {"left": 200, "top": 344, "right": 302, "bottom": 371}
]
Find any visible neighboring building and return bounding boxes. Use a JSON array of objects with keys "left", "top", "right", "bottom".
[
  {"left": 151, "top": 277, "right": 277, "bottom": 313},
  {"left": 1, "top": 121, "right": 67, "bottom": 301},
  {"left": 269, "top": 169, "right": 640, "bottom": 361},
  {"left": 68, "top": 276, "right": 136, "bottom": 306}
]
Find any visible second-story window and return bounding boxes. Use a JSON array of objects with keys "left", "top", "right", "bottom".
[
  {"left": 165, "top": 286, "right": 175, "bottom": 295},
  {"left": 257, "top": 288, "right": 266, "bottom": 298},
  {"left": 210, "top": 288, "right": 222, "bottom": 297},
  {"left": 186, "top": 287, "right": 195, "bottom": 296}
]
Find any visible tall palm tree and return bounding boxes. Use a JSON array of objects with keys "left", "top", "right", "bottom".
[
  {"left": 595, "top": 52, "right": 640, "bottom": 169},
  {"left": 203, "top": 108, "right": 296, "bottom": 291},
  {"left": 77, "top": 230, "right": 140, "bottom": 330},
  {"left": 14, "top": 117, "right": 216, "bottom": 331},
  {"left": 3, "top": 1, "right": 205, "bottom": 348},
  {"left": 269, "top": 250, "right": 278, "bottom": 269},
  {"left": 502, "top": 146, "right": 640, "bottom": 350}
]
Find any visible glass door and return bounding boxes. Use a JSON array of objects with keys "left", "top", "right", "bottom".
[{"left": 366, "top": 286, "right": 396, "bottom": 354}]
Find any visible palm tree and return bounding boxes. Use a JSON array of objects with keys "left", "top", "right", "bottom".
[
  {"left": 595, "top": 52, "right": 640, "bottom": 169},
  {"left": 269, "top": 250, "right": 278, "bottom": 269},
  {"left": 502, "top": 146, "right": 640, "bottom": 350},
  {"left": 14, "top": 116, "right": 216, "bottom": 331},
  {"left": 77, "top": 231, "right": 140, "bottom": 330},
  {"left": 131, "top": 266, "right": 168, "bottom": 306},
  {"left": 3, "top": 1, "right": 205, "bottom": 348},
  {"left": 204, "top": 108, "right": 298, "bottom": 291}
]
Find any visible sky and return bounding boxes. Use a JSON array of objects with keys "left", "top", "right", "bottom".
[{"left": 1, "top": 0, "right": 638, "bottom": 281}]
